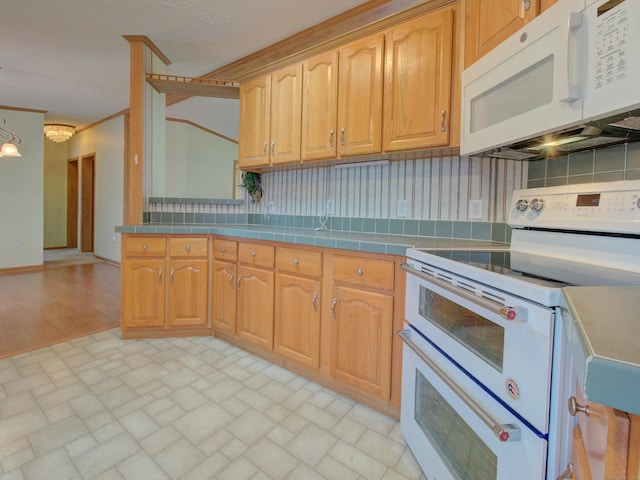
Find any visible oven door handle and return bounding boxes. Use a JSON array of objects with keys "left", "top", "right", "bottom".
[
  {"left": 401, "top": 263, "right": 526, "bottom": 322},
  {"left": 399, "top": 329, "right": 521, "bottom": 443}
]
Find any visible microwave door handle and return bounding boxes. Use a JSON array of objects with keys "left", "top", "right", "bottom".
[
  {"left": 557, "top": 11, "right": 583, "bottom": 103},
  {"left": 399, "top": 329, "right": 521, "bottom": 443}
]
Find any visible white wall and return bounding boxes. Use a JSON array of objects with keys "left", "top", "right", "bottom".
[
  {"left": 43, "top": 140, "right": 69, "bottom": 248},
  {"left": 164, "top": 121, "right": 238, "bottom": 198},
  {"left": 68, "top": 116, "right": 124, "bottom": 263},
  {"left": 0, "top": 109, "right": 45, "bottom": 269}
]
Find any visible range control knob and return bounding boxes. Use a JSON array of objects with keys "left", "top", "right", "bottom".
[
  {"left": 515, "top": 199, "right": 529, "bottom": 212},
  {"left": 530, "top": 198, "right": 545, "bottom": 212}
]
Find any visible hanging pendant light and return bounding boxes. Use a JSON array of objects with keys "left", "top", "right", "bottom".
[
  {"left": 0, "top": 117, "right": 22, "bottom": 157},
  {"left": 44, "top": 124, "right": 76, "bottom": 142}
]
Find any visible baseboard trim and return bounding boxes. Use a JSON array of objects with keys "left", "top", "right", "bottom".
[{"left": 0, "top": 264, "right": 44, "bottom": 275}]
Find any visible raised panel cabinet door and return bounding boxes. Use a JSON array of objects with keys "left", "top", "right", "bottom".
[
  {"left": 212, "top": 259, "right": 237, "bottom": 335},
  {"left": 270, "top": 64, "right": 303, "bottom": 165},
  {"left": 301, "top": 50, "right": 339, "bottom": 161},
  {"left": 237, "top": 265, "right": 275, "bottom": 350},
  {"left": 122, "top": 259, "right": 165, "bottom": 328},
  {"left": 274, "top": 273, "right": 321, "bottom": 368},
  {"left": 384, "top": 9, "right": 454, "bottom": 151},
  {"left": 167, "top": 259, "right": 209, "bottom": 327},
  {"left": 337, "top": 34, "right": 384, "bottom": 157},
  {"left": 239, "top": 75, "right": 271, "bottom": 167},
  {"left": 464, "top": 0, "right": 539, "bottom": 68},
  {"left": 330, "top": 285, "right": 393, "bottom": 399}
]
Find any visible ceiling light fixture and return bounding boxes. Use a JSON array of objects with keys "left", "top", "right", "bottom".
[
  {"left": 0, "top": 117, "right": 22, "bottom": 157},
  {"left": 44, "top": 124, "right": 76, "bottom": 143}
]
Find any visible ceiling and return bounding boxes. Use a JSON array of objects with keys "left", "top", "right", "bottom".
[{"left": 1, "top": 0, "right": 372, "bottom": 140}]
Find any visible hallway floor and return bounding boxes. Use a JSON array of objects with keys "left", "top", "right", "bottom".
[{"left": 0, "top": 329, "right": 426, "bottom": 479}]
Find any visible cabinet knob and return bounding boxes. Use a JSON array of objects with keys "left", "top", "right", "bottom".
[
  {"left": 568, "top": 396, "right": 590, "bottom": 417},
  {"left": 185, "top": 244, "right": 191, "bottom": 252},
  {"left": 142, "top": 244, "right": 148, "bottom": 251},
  {"left": 293, "top": 258, "right": 299, "bottom": 265},
  {"left": 523, "top": 0, "right": 531, "bottom": 11},
  {"left": 555, "top": 463, "right": 573, "bottom": 480},
  {"left": 356, "top": 268, "right": 363, "bottom": 276},
  {"left": 251, "top": 251, "right": 256, "bottom": 257},
  {"left": 220, "top": 247, "right": 225, "bottom": 253}
]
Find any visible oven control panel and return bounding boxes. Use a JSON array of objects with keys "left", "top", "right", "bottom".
[{"left": 509, "top": 180, "right": 640, "bottom": 234}]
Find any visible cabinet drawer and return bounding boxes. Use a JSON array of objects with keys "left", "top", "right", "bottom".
[
  {"left": 238, "top": 242, "right": 275, "bottom": 268},
  {"left": 277, "top": 247, "right": 322, "bottom": 277},
  {"left": 168, "top": 237, "right": 208, "bottom": 258},
  {"left": 124, "top": 236, "right": 166, "bottom": 257},
  {"left": 214, "top": 239, "right": 238, "bottom": 261},
  {"left": 333, "top": 255, "right": 394, "bottom": 290}
]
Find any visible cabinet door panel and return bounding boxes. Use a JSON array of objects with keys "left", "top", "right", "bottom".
[
  {"left": 338, "top": 34, "right": 384, "bottom": 156},
  {"left": 331, "top": 285, "right": 393, "bottom": 399},
  {"left": 270, "top": 64, "right": 302, "bottom": 164},
  {"left": 237, "top": 266, "right": 274, "bottom": 350},
  {"left": 239, "top": 76, "right": 271, "bottom": 167},
  {"left": 275, "top": 274, "right": 321, "bottom": 368},
  {"left": 464, "top": 0, "right": 538, "bottom": 68},
  {"left": 213, "top": 260, "right": 237, "bottom": 334},
  {"left": 384, "top": 9, "right": 454, "bottom": 151},
  {"left": 122, "top": 259, "right": 166, "bottom": 328},
  {"left": 168, "top": 259, "right": 208, "bottom": 327},
  {"left": 302, "top": 51, "right": 339, "bottom": 161}
]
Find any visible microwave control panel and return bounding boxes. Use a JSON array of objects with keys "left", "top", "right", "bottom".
[{"left": 592, "top": 0, "right": 630, "bottom": 90}]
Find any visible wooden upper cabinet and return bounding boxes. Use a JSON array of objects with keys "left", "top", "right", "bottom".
[
  {"left": 337, "top": 34, "right": 384, "bottom": 157},
  {"left": 464, "top": 0, "right": 539, "bottom": 69},
  {"left": 239, "top": 76, "right": 271, "bottom": 167},
  {"left": 301, "top": 51, "right": 339, "bottom": 161},
  {"left": 270, "top": 64, "right": 303, "bottom": 165},
  {"left": 383, "top": 8, "right": 455, "bottom": 152}
]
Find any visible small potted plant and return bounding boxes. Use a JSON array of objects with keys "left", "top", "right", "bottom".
[{"left": 240, "top": 171, "right": 262, "bottom": 204}]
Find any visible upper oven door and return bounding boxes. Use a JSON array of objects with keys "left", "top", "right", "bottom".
[
  {"left": 403, "top": 261, "right": 555, "bottom": 435},
  {"left": 461, "top": 0, "right": 585, "bottom": 157}
]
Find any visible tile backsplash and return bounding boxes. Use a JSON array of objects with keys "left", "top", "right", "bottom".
[{"left": 528, "top": 141, "right": 640, "bottom": 187}]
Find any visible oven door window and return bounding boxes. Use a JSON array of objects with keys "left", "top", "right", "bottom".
[
  {"left": 415, "top": 370, "right": 497, "bottom": 479},
  {"left": 419, "top": 286, "right": 504, "bottom": 371}
]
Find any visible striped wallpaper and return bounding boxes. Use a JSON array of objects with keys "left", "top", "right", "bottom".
[
  {"left": 150, "top": 155, "right": 528, "bottom": 224},
  {"left": 249, "top": 155, "right": 527, "bottom": 223}
]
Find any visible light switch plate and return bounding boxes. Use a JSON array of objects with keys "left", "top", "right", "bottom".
[
  {"left": 397, "top": 199, "right": 408, "bottom": 218},
  {"left": 326, "top": 199, "right": 335, "bottom": 215}
]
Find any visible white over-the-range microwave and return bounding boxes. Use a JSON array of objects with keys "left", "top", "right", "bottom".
[{"left": 461, "top": 0, "right": 640, "bottom": 160}]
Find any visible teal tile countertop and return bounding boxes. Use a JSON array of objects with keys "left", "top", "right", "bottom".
[
  {"left": 115, "top": 223, "right": 509, "bottom": 256},
  {"left": 562, "top": 285, "right": 640, "bottom": 416}
]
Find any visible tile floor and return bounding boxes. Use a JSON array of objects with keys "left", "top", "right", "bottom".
[{"left": 0, "top": 329, "right": 426, "bottom": 480}]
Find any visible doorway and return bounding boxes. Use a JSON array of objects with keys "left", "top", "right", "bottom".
[
  {"left": 67, "top": 159, "right": 78, "bottom": 248},
  {"left": 80, "top": 155, "right": 95, "bottom": 253}
]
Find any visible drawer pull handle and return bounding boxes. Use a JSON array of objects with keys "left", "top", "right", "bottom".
[
  {"left": 555, "top": 463, "right": 573, "bottom": 480},
  {"left": 185, "top": 244, "right": 191, "bottom": 252},
  {"left": 329, "top": 130, "right": 334, "bottom": 148},
  {"left": 568, "top": 396, "right": 590, "bottom": 417},
  {"left": 331, "top": 297, "right": 337, "bottom": 318},
  {"left": 170, "top": 269, "right": 175, "bottom": 284},
  {"left": 270, "top": 140, "right": 275, "bottom": 155},
  {"left": 229, "top": 273, "right": 234, "bottom": 287},
  {"left": 440, "top": 110, "right": 447, "bottom": 132},
  {"left": 142, "top": 244, "right": 148, "bottom": 252},
  {"left": 340, "top": 128, "right": 345, "bottom": 146},
  {"left": 523, "top": 0, "right": 531, "bottom": 11},
  {"left": 251, "top": 251, "right": 256, "bottom": 257},
  {"left": 263, "top": 141, "right": 268, "bottom": 156},
  {"left": 293, "top": 258, "right": 299, "bottom": 265},
  {"left": 312, "top": 292, "right": 318, "bottom": 312},
  {"left": 237, "top": 275, "right": 242, "bottom": 291},
  {"left": 158, "top": 269, "right": 163, "bottom": 284},
  {"left": 356, "top": 268, "right": 363, "bottom": 276}
]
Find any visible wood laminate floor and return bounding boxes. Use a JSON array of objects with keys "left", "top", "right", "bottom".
[{"left": 0, "top": 260, "right": 120, "bottom": 359}]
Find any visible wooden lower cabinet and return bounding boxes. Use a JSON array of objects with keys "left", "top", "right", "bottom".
[
  {"left": 212, "top": 259, "right": 237, "bottom": 334},
  {"left": 120, "top": 235, "right": 209, "bottom": 336},
  {"left": 274, "top": 273, "right": 321, "bottom": 369},
  {"left": 330, "top": 285, "right": 393, "bottom": 399},
  {"left": 237, "top": 264, "right": 275, "bottom": 350}
]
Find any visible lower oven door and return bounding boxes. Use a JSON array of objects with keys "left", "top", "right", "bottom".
[
  {"left": 400, "top": 328, "right": 547, "bottom": 480},
  {"left": 403, "top": 262, "right": 554, "bottom": 434}
]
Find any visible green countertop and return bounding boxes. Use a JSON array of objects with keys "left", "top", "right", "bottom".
[
  {"left": 562, "top": 286, "right": 640, "bottom": 416},
  {"left": 115, "top": 223, "right": 509, "bottom": 256}
]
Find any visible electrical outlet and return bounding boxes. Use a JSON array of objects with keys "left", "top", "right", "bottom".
[
  {"left": 326, "top": 199, "right": 335, "bottom": 215},
  {"left": 267, "top": 201, "right": 275, "bottom": 214},
  {"left": 112, "top": 235, "right": 118, "bottom": 245},
  {"left": 397, "top": 199, "right": 408, "bottom": 218},
  {"left": 469, "top": 199, "right": 482, "bottom": 220},
  {"left": 14, "top": 243, "right": 21, "bottom": 252}
]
